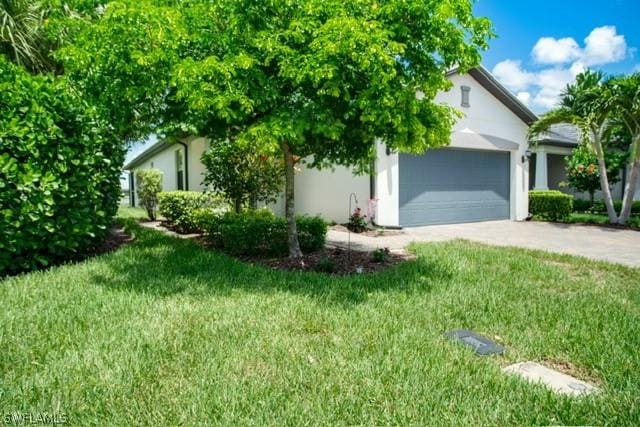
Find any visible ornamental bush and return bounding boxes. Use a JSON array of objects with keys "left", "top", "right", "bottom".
[
  {"left": 136, "top": 169, "right": 163, "bottom": 220},
  {"left": 0, "top": 57, "right": 123, "bottom": 275},
  {"left": 529, "top": 190, "right": 573, "bottom": 221},
  {"left": 158, "top": 191, "right": 227, "bottom": 233},
  {"left": 199, "top": 209, "right": 327, "bottom": 256}
]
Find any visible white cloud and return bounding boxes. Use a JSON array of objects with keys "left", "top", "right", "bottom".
[
  {"left": 582, "top": 26, "right": 627, "bottom": 65},
  {"left": 492, "top": 26, "right": 631, "bottom": 112},
  {"left": 532, "top": 37, "right": 581, "bottom": 64},
  {"left": 516, "top": 92, "right": 531, "bottom": 106},
  {"left": 492, "top": 60, "right": 536, "bottom": 91},
  {"left": 531, "top": 26, "right": 628, "bottom": 66}
]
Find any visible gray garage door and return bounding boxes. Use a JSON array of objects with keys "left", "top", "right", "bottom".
[{"left": 399, "top": 148, "right": 510, "bottom": 226}]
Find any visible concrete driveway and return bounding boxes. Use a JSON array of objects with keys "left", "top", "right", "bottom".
[{"left": 327, "top": 220, "right": 640, "bottom": 268}]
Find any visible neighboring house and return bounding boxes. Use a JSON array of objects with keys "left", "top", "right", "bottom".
[{"left": 124, "top": 66, "right": 637, "bottom": 226}]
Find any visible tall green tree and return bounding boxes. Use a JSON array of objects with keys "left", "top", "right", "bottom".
[
  {"left": 172, "top": 0, "right": 493, "bottom": 257},
  {"left": 202, "top": 139, "right": 284, "bottom": 213},
  {"left": 530, "top": 71, "right": 620, "bottom": 222},
  {"left": 607, "top": 73, "right": 640, "bottom": 223},
  {"left": 531, "top": 70, "right": 639, "bottom": 225}
]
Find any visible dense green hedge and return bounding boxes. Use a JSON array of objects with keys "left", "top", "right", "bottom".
[
  {"left": 158, "top": 191, "right": 226, "bottom": 233},
  {"left": 198, "top": 209, "right": 327, "bottom": 256},
  {"left": 529, "top": 190, "right": 573, "bottom": 221},
  {"left": 573, "top": 198, "right": 640, "bottom": 215},
  {"left": 0, "top": 57, "right": 123, "bottom": 275}
]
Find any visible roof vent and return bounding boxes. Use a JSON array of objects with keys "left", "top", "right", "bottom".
[{"left": 461, "top": 85, "right": 471, "bottom": 108}]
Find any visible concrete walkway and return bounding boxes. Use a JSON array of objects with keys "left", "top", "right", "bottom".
[{"left": 327, "top": 220, "right": 640, "bottom": 268}]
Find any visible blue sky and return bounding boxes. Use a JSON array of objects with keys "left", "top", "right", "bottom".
[{"left": 475, "top": 0, "right": 639, "bottom": 112}]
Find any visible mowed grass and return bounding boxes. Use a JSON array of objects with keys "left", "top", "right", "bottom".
[{"left": 1, "top": 220, "right": 639, "bottom": 425}]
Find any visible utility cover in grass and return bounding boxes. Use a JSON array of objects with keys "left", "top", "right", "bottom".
[
  {"left": 444, "top": 329, "right": 504, "bottom": 356},
  {"left": 503, "top": 362, "right": 599, "bottom": 396}
]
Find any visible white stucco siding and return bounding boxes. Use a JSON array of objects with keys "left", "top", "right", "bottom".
[
  {"left": 186, "top": 137, "right": 208, "bottom": 191},
  {"left": 132, "top": 146, "right": 179, "bottom": 208},
  {"left": 288, "top": 162, "right": 370, "bottom": 224}
]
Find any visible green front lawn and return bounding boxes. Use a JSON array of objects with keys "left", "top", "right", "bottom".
[{"left": 1, "top": 220, "right": 639, "bottom": 425}]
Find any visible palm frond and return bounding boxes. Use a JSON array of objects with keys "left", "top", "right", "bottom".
[
  {"left": 528, "top": 107, "right": 578, "bottom": 143},
  {"left": 0, "top": 0, "right": 49, "bottom": 72}
]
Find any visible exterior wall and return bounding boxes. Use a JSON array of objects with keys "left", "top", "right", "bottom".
[
  {"left": 376, "top": 73, "right": 531, "bottom": 225},
  {"left": 130, "top": 138, "right": 208, "bottom": 207},
  {"left": 186, "top": 137, "right": 208, "bottom": 191},
  {"left": 271, "top": 161, "right": 370, "bottom": 224}
]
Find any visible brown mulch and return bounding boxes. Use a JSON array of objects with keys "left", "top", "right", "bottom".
[
  {"left": 240, "top": 247, "right": 407, "bottom": 275},
  {"left": 331, "top": 224, "right": 404, "bottom": 237}
]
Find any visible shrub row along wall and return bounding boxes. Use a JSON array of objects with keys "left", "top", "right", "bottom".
[
  {"left": 573, "top": 199, "right": 640, "bottom": 215},
  {"left": 0, "top": 58, "right": 123, "bottom": 275},
  {"left": 158, "top": 191, "right": 227, "bottom": 233}
]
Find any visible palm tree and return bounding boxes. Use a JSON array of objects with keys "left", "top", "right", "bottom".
[
  {"left": 0, "top": 0, "right": 49, "bottom": 72},
  {"left": 608, "top": 73, "right": 640, "bottom": 224},
  {"left": 529, "top": 70, "right": 621, "bottom": 223}
]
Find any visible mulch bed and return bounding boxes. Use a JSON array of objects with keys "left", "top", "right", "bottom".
[{"left": 239, "top": 247, "right": 408, "bottom": 275}]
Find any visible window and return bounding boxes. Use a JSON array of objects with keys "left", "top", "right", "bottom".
[
  {"left": 461, "top": 85, "right": 471, "bottom": 108},
  {"left": 175, "top": 149, "right": 184, "bottom": 190}
]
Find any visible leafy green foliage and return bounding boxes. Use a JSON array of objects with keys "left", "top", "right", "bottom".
[
  {"left": 201, "top": 139, "right": 283, "bottom": 213},
  {"left": 136, "top": 169, "right": 163, "bottom": 221},
  {"left": 58, "top": 0, "right": 186, "bottom": 141},
  {"left": 529, "top": 190, "right": 574, "bottom": 222},
  {"left": 564, "top": 143, "right": 624, "bottom": 203},
  {"left": 158, "top": 190, "right": 226, "bottom": 233},
  {"left": 200, "top": 209, "right": 327, "bottom": 256},
  {"left": 0, "top": 57, "right": 123, "bottom": 275}
]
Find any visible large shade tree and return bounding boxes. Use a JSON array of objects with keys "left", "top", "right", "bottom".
[{"left": 171, "top": 0, "right": 493, "bottom": 257}]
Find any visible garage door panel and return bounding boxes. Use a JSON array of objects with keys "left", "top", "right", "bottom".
[{"left": 399, "top": 149, "right": 510, "bottom": 226}]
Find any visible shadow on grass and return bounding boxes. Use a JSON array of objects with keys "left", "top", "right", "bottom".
[{"left": 89, "top": 222, "right": 452, "bottom": 306}]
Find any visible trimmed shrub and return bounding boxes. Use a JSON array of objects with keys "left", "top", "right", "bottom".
[
  {"left": 158, "top": 191, "right": 226, "bottom": 233},
  {"left": 0, "top": 57, "right": 123, "bottom": 275},
  {"left": 136, "top": 169, "right": 162, "bottom": 220},
  {"left": 199, "top": 209, "right": 327, "bottom": 256},
  {"left": 296, "top": 215, "right": 328, "bottom": 253},
  {"left": 529, "top": 190, "right": 573, "bottom": 221}
]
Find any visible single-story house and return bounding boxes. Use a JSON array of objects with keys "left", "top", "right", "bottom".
[{"left": 124, "top": 66, "right": 638, "bottom": 226}]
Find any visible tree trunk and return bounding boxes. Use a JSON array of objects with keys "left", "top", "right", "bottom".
[
  {"left": 619, "top": 157, "right": 640, "bottom": 224},
  {"left": 234, "top": 198, "right": 242, "bottom": 214},
  {"left": 282, "top": 143, "right": 303, "bottom": 258},
  {"left": 592, "top": 136, "right": 619, "bottom": 223},
  {"left": 589, "top": 191, "right": 595, "bottom": 206}
]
